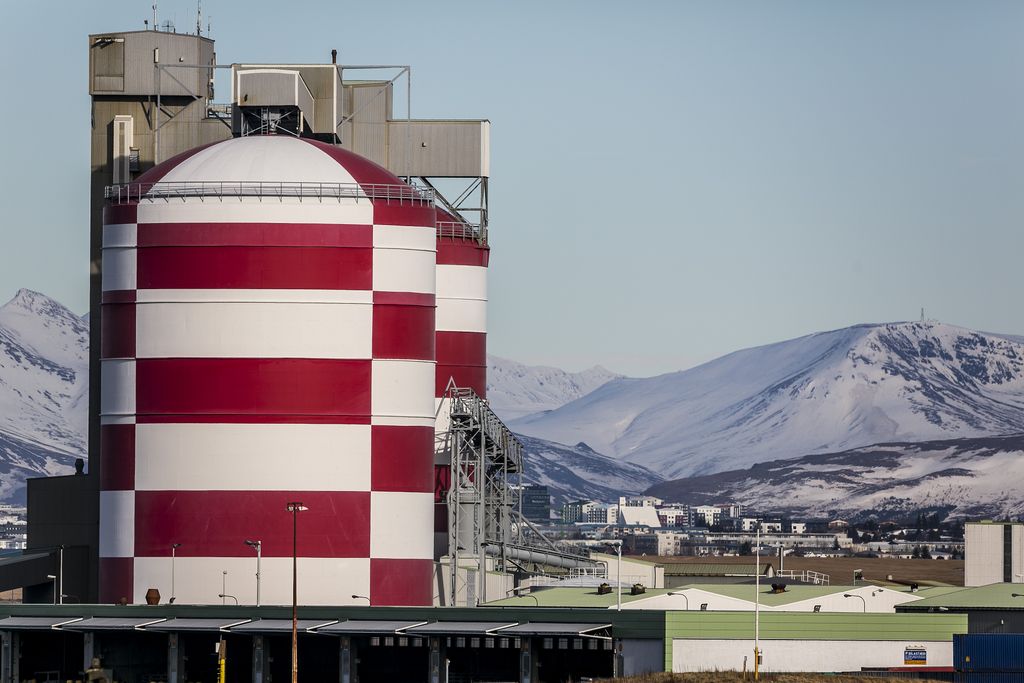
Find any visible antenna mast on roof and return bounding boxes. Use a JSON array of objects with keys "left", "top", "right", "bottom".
[
  {"left": 152, "top": 3, "right": 157, "bottom": 30},
  {"left": 921, "top": 307, "right": 925, "bottom": 322},
  {"left": 196, "top": 0, "right": 202, "bottom": 36}
]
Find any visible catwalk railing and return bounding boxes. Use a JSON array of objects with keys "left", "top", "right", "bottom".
[{"left": 104, "top": 180, "right": 435, "bottom": 205}]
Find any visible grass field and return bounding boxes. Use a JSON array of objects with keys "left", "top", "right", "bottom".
[
  {"left": 599, "top": 674, "right": 946, "bottom": 683},
  {"left": 650, "top": 555, "right": 964, "bottom": 586}
]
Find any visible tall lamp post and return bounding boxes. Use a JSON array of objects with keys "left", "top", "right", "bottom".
[
  {"left": 245, "top": 540, "right": 262, "bottom": 607},
  {"left": 286, "top": 502, "right": 308, "bottom": 683},
  {"left": 170, "top": 543, "right": 181, "bottom": 603},
  {"left": 754, "top": 523, "right": 761, "bottom": 680},
  {"left": 608, "top": 540, "right": 623, "bottom": 612}
]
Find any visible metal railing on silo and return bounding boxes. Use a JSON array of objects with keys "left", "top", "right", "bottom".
[{"left": 104, "top": 180, "right": 435, "bottom": 206}]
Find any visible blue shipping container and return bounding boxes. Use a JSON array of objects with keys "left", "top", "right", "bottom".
[{"left": 955, "top": 634, "right": 1024, "bottom": 672}]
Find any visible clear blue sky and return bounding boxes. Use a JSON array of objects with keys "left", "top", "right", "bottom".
[{"left": 1, "top": 1, "right": 1022, "bottom": 376}]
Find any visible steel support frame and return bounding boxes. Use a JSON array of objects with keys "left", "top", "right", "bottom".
[{"left": 445, "top": 385, "right": 523, "bottom": 607}]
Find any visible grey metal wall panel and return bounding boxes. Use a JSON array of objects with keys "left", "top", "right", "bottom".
[
  {"left": 237, "top": 71, "right": 298, "bottom": 106},
  {"left": 388, "top": 120, "right": 488, "bottom": 177},
  {"left": 296, "top": 67, "right": 336, "bottom": 134},
  {"left": 90, "top": 32, "right": 214, "bottom": 97},
  {"left": 349, "top": 83, "right": 391, "bottom": 167}
]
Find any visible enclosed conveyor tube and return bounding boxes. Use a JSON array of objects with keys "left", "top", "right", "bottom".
[{"left": 483, "top": 542, "right": 600, "bottom": 571}]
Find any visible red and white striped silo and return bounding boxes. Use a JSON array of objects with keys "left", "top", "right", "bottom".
[
  {"left": 99, "top": 135, "right": 437, "bottom": 606},
  {"left": 432, "top": 210, "right": 490, "bottom": 551}
]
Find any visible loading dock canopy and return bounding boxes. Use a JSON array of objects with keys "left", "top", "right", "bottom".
[
  {"left": 316, "top": 620, "right": 427, "bottom": 634},
  {"left": 144, "top": 618, "right": 252, "bottom": 632},
  {"left": 406, "top": 622, "right": 516, "bottom": 635},
  {"left": 0, "top": 617, "right": 84, "bottom": 631},
  {"left": 62, "top": 617, "right": 166, "bottom": 631},
  {"left": 230, "top": 619, "right": 337, "bottom": 633},
  {"left": 499, "top": 623, "right": 612, "bottom": 638}
]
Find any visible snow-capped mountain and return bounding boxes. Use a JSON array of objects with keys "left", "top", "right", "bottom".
[
  {"left": 646, "top": 434, "right": 1024, "bottom": 520},
  {"left": 511, "top": 322, "right": 1024, "bottom": 479},
  {"left": 520, "top": 436, "right": 663, "bottom": 506},
  {"left": 0, "top": 290, "right": 88, "bottom": 501},
  {"left": 487, "top": 355, "right": 621, "bottom": 420}
]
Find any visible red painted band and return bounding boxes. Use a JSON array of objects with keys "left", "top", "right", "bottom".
[
  {"left": 103, "top": 204, "right": 138, "bottom": 225},
  {"left": 136, "top": 414, "right": 373, "bottom": 425},
  {"left": 99, "top": 424, "right": 135, "bottom": 491},
  {"left": 369, "top": 558, "right": 433, "bottom": 606},
  {"left": 436, "top": 331, "right": 486, "bottom": 367},
  {"left": 101, "top": 303, "right": 136, "bottom": 359},
  {"left": 102, "top": 290, "right": 137, "bottom": 304},
  {"left": 370, "top": 426, "right": 435, "bottom": 493},
  {"left": 137, "top": 245, "right": 373, "bottom": 291},
  {"left": 134, "top": 490, "right": 370, "bottom": 558},
  {"left": 138, "top": 223, "right": 373, "bottom": 248},
  {"left": 135, "top": 358, "right": 371, "bottom": 418},
  {"left": 435, "top": 364, "right": 487, "bottom": 398},
  {"left": 372, "top": 305, "right": 435, "bottom": 361},
  {"left": 373, "top": 203, "right": 436, "bottom": 227},
  {"left": 98, "top": 557, "right": 134, "bottom": 605},
  {"left": 373, "top": 291, "right": 435, "bottom": 307},
  {"left": 436, "top": 240, "right": 490, "bottom": 267},
  {"left": 433, "top": 465, "right": 451, "bottom": 504}
]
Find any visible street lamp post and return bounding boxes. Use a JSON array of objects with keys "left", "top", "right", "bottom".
[
  {"left": 286, "top": 502, "right": 308, "bottom": 683},
  {"left": 245, "top": 540, "right": 262, "bottom": 607},
  {"left": 46, "top": 574, "right": 57, "bottom": 605},
  {"left": 667, "top": 591, "right": 690, "bottom": 610},
  {"left": 170, "top": 543, "right": 181, "bottom": 603},
  {"left": 843, "top": 593, "right": 867, "bottom": 612},
  {"left": 58, "top": 545, "right": 64, "bottom": 605},
  {"left": 607, "top": 540, "right": 623, "bottom": 612}
]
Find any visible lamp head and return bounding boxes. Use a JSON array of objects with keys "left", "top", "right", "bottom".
[{"left": 244, "top": 539, "right": 261, "bottom": 547}]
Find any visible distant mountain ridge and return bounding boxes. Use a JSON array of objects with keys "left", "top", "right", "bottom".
[
  {"left": 511, "top": 321, "right": 1024, "bottom": 479},
  {"left": 486, "top": 355, "right": 621, "bottom": 420},
  {"left": 646, "top": 434, "right": 1024, "bottom": 520},
  {"left": 0, "top": 289, "right": 88, "bottom": 502}
]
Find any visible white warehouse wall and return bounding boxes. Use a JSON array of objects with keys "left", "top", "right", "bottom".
[{"left": 672, "top": 639, "right": 953, "bottom": 673}]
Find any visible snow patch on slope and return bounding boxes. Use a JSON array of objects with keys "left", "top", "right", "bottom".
[
  {"left": 512, "top": 322, "right": 1024, "bottom": 479},
  {"left": 487, "top": 355, "right": 621, "bottom": 420}
]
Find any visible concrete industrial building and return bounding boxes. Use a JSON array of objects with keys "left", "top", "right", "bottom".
[{"left": 964, "top": 521, "right": 1024, "bottom": 586}]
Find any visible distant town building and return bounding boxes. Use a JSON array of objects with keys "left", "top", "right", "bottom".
[
  {"left": 619, "top": 495, "right": 663, "bottom": 508},
  {"left": 521, "top": 485, "right": 551, "bottom": 523},
  {"left": 693, "top": 505, "right": 722, "bottom": 528},
  {"left": 657, "top": 506, "right": 690, "bottom": 528},
  {"left": 619, "top": 506, "right": 662, "bottom": 528},
  {"left": 562, "top": 500, "right": 594, "bottom": 523}
]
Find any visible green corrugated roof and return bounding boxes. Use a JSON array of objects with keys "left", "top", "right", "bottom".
[
  {"left": 665, "top": 610, "right": 967, "bottom": 641},
  {"left": 899, "top": 583, "right": 1024, "bottom": 609}
]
